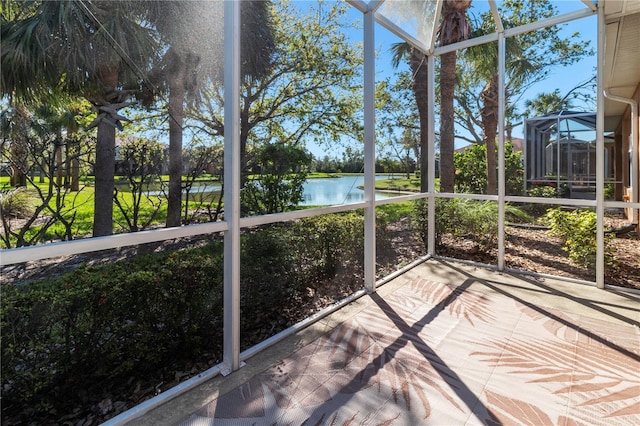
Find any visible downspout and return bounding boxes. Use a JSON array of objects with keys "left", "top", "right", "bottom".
[{"left": 604, "top": 90, "right": 639, "bottom": 224}]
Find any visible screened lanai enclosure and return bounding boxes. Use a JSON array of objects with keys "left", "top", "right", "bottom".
[
  {"left": 524, "top": 111, "right": 616, "bottom": 199},
  {"left": 1, "top": 0, "right": 639, "bottom": 425}
]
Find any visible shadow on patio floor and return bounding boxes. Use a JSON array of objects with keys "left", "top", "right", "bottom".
[{"left": 134, "top": 259, "right": 640, "bottom": 426}]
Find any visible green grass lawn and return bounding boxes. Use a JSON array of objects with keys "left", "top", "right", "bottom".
[
  {"left": 374, "top": 177, "right": 434, "bottom": 192},
  {"left": 1, "top": 177, "right": 177, "bottom": 245}
]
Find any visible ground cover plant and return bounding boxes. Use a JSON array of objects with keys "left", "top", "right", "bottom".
[{"left": 542, "top": 208, "right": 615, "bottom": 268}]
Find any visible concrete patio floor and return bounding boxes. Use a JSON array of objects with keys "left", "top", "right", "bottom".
[{"left": 129, "top": 259, "right": 640, "bottom": 425}]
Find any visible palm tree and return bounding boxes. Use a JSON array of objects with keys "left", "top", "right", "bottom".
[
  {"left": 523, "top": 89, "right": 576, "bottom": 118},
  {"left": 31, "top": 96, "right": 86, "bottom": 190},
  {"left": 391, "top": 43, "right": 430, "bottom": 192},
  {"left": 1, "top": 0, "right": 157, "bottom": 236},
  {"left": 463, "top": 0, "right": 592, "bottom": 195},
  {"left": 437, "top": 0, "right": 472, "bottom": 193},
  {"left": 464, "top": 13, "right": 536, "bottom": 195},
  {"left": 463, "top": 38, "right": 508, "bottom": 195},
  {"left": 143, "top": 1, "right": 276, "bottom": 227}
]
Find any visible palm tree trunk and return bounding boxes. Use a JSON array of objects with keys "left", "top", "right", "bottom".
[
  {"left": 410, "top": 49, "right": 430, "bottom": 193},
  {"left": 93, "top": 119, "right": 116, "bottom": 236},
  {"left": 10, "top": 106, "right": 29, "bottom": 187},
  {"left": 92, "top": 68, "right": 119, "bottom": 237},
  {"left": 439, "top": 51, "right": 457, "bottom": 193},
  {"left": 482, "top": 76, "right": 499, "bottom": 195},
  {"left": 166, "top": 60, "right": 186, "bottom": 228},
  {"left": 69, "top": 134, "right": 80, "bottom": 191},
  {"left": 438, "top": 0, "right": 471, "bottom": 193},
  {"left": 71, "top": 156, "right": 80, "bottom": 191},
  {"left": 9, "top": 142, "right": 27, "bottom": 187}
]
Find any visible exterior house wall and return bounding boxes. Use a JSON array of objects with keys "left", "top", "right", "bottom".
[{"left": 618, "top": 82, "right": 640, "bottom": 230}]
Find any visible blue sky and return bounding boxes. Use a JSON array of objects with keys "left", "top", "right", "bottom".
[{"left": 304, "top": 0, "right": 598, "bottom": 158}]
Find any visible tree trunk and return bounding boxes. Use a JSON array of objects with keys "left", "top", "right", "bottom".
[
  {"left": 92, "top": 67, "right": 119, "bottom": 237},
  {"left": 93, "top": 118, "right": 116, "bottom": 236},
  {"left": 9, "top": 143, "right": 27, "bottom": 187},
  {"left": 71, "top": 156, "right": 80, "bottom": 191},
  {"left": 68, "top": 134, "right": 80, "bottom": 191},
  {"left": 409, "top": 48, "right": 430, "bottom": 193},
  {"left": 481, "top": 76, "right": 499, "bottom": 195},
  {"left": 10, "top": 106, "right": 28, "bottom": 187},
  {"left": 55, "top": 133, "right": 63, "bottom": 187},
  {"left": 439, "top": 51, "right": 457, "bottom": 193},
  {"left": 166, "top": 60, "right": 186, "bottom": 228}
]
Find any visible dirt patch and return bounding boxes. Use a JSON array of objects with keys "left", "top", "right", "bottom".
[{"left": 374, "top": 213, "right": 639, "bottom": 290}]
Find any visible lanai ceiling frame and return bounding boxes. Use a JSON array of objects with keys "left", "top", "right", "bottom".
[{"left": 346, "top": 0, "right": 610, "bottom": 284}]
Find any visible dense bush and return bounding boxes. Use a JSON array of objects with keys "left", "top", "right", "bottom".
[
  {"left": 293, "top": 212, "right": 364, "bottom": 280},
  {"left": 241, "top": 225, "right": 301, "bottom": 313},
  {"left": 524, "top": 184, "right": 560, "bottom": 216},
  {"left": 542, "top": 208, "right": 615, "bottom": 268},
  {"left": 454, "top": 142, "right": 524, "bottom": 195},
  {"left": 527, "top": 184, "right": 559, "bottom": 198},
  {"left": 412, "top": 198, "right": 531, "bottom": 251},
  {"left": 1, "top": 243, "right": 225, "bottom": 418},
  {"left": 241, "top": 144, "right": 312, "bottom": 214}
]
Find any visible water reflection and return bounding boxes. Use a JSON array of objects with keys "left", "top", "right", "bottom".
[{"left": 300, "top": 176, "right": 392, "bottom": 206}]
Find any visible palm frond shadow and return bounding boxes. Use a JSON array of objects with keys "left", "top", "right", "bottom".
[{"left": 299, "top": 278, "right": 499, "bottom": 423}]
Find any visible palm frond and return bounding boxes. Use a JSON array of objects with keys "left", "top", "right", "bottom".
[{"left": 390, "top": 42, "right": 412, "bottom": 69}]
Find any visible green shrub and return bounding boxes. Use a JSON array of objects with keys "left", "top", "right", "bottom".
[
  {"left": 241, "top": 225, "right": 300, "bottom": 311},
  {"left": 604, "top": 183, "right": 615, "bottom": 200},
  {"left": 454, "top": 142, "right": 524, "bottom": 195},
  {"left": 542, "top": 208, "right": 615, "bottom": 268},
  {"left": 1, "top": 211, "right": 375, "bottom": 422},
  {"left": 241, "top": 144, "right": 312, "bottom": 214},
  {"left": 1, "top": 243, "right": 224, "bottom": 419},
  {"left": 413, "top": 198, "right": 531, "bottom": 251},
  {"left": 525, "top": 185, "right": 559, "bottom": 216},
  {"left": 294, "top": 213, "right": 364, "bottom": 279},
  {"left": 0, "top": 187, "right": 35, "bottom": 219},
  {"left": 527, "top": 185, "right": 558, "bottom": 198}
]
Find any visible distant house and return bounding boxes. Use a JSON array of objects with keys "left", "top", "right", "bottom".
[
  {"left": 509, "top": 138, "right": 524, "bottom": 152},
  {"left": 523, "top": 105, "right": 638, "bottom": 228},
  {"left": 523, "top": 111, "right": 618, "bottom": 200}
]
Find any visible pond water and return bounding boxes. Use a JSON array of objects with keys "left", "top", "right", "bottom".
[
  {"left": 300, "top": 175, "right": 394, "bottom": 206},
  {"left": 146, "top": 175, "right": 398, "bottom": 206}
]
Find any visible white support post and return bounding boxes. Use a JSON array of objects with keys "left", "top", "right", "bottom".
[
  {"left": 363, "top": 8, "right": 376, "bottom": 293},
  {"left": 596, "top": 3, "right": 605, "bottom": 289},
  {"left": 523, "top": 121, "right": 528, "bottom": 194},
  {"left": 427, "top": 54, "right": 436, "bottom": 255},
  {"left": 497, "top": 32, "right": 506, "bottom": 271},
  {"left": 223, "top": 0, "right": 242, "bottom": 373}
]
